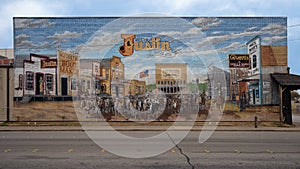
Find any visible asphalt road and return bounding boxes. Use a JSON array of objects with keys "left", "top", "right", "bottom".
[{"left": 0, "top": 131, "right": 300, "bottom": 169}]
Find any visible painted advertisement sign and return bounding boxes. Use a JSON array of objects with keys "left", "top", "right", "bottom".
[
  {"left": 228, "top": 54, "right": 250, "bottom": 68},
  {"left": 58, "top": 51, "right": 79, "bottom": 76},
  {"left": 41, "top": 59, "right": 57, "bottom": 69},
  {"left": 161, "top": 68, "right": 181, "bottom": 79}
]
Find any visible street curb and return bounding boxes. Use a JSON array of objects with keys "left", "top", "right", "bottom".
[{"left": 0, "top": 126, "right": 300, "bottom": 132}]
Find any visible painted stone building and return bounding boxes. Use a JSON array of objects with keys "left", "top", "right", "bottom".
[
  {"left": 128, "top": 80, "right": 146, "bottom": 95},
  {"left": 155, "top": 63, "right": 187, "bottom": 94}
]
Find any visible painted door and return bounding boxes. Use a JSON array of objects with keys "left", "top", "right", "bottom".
[
  {"left": 35, "top": 73, "right": 44, "bottom": 95},
  {"left": 61, "top": 77, "right": 68, "bottom": 95},
  {"left": 282, "top": 88, "right": 292, "bottom": 124},
  {"left": 115, "top": 86, "right": 119, "bottom": 97}
]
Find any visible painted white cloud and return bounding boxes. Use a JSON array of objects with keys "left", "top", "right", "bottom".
[
  {"left": 78, "top": 32, "right": 120, "bottom": 55},
  {"left": 262, "top": 36, "right": 287, "bottom": 45},
  {"left": 218, "top": 42, "right": 245, "bottom": 53},
  {"left": 246, "top": 27, "right": 257, "bottom": 31},
  {"left": 195, "top": 22, "right": 287, "bottom": 48},
  {"left": 191, "top": 18, "right": 223, "bottom": 31},
  {"left": 260, "top": 23, "right": 286, "bottom": 35},
  {"left": 78, "top": 25, "right": 136, "bottom": 57},
  {"left": 212, "top": 31, "right": 221, "bottom": 35},
  {"left": 47, "top": 31, "right": 83, "bottom": 44}
]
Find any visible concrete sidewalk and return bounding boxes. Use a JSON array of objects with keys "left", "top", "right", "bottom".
[{"left": 1, "top": 124, "right": 300, "bottom": 131}]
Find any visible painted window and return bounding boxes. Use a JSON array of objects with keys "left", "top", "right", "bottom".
[
  {"left": 253, "top": 55, "right": 257, "bottom": 68},
  {"left": 95, "top": 80, "right": 100, "bottom": 90},
  {"left": 18, "top": 74, "right": 23, "bottom": 89},
  {"left": 71, "top": 78, "right": 77, "bottom": 90},
  {"left": 105, "top": 70, "right": 109, "bottom": 79},
  {"left": 26, "top": 71, "right": 34, "bottom": 90},
  {"left": 87, "top": 80, "right": 90, "bottom": 89},
  {"left": 45, "top": 74, "right": 53, "bottom": 91}
]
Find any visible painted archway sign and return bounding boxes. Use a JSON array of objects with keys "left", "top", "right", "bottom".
[{"left": 13, "top": 15, "right": 287, "bottom": 158}]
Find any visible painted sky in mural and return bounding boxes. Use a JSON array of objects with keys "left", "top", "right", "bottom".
[{"left": 14, "top": 17, "right": 287, "bottom": 82}]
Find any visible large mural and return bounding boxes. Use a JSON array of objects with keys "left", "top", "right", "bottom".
[{"left": 13, "top": 17, "right": 287, "bottom": 122}]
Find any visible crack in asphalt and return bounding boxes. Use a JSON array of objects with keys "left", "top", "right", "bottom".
[{"left": 166, "top": 133, "right": 195, "bottom": 169}]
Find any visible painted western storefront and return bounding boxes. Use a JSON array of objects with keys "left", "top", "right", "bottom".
[
  {"left": 231, "top": 36, "right": 288, "bottom": 106},
  {"left": 271, "top": 73, "right": 300, "bottom": 124},
  {"left": 110, "top": 56, "right": 125, "bottom": 97},
  {"left": 246, "top": 36, "right": 262, "bottom": 105},
  {"left": 14, "top": 51, "right": 80, "bottom": 100},
  {"left": 98, "top": 56, "right": 125, "bottom": 97},
  {"left": 57, "top": 51, "right": 79, "bottom": 96},
  {"left": 99, "top": 59, "right": 111, "bottom": 95},
  {"left": 23, "top": 53, "right": 57, "bottom": 97},
  {"left": 79, "top": 59, "right": 101, "bottom": 96}
]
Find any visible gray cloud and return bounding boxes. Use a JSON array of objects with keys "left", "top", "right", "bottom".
[
  {"left": 15, "top": 33, "right": 30, "bottom": 45},
  {"left": 15, "top": 19, "right": 55, "bottom": 29},
  {"left": 15, "top": 33, "right": 50, "bottom": 49},
  {"left": 195, "top": 22, "right": 287, "bottom": 48},
  {"left": 16, "top": 40, "right": 49, "bottom": 49}
]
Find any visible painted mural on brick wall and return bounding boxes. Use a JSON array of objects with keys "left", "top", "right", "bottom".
[{"left": 13, "top": 17, "right": 287, "bottom": 122}]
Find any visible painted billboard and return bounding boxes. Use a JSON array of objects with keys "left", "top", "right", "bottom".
[
  {"left": 228, "top": 54, "right": 250, "bottom": 68},
  {"left": 13, "top": 17, "right": 287, "bottom": 122}
]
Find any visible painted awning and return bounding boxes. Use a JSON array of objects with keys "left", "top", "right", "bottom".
[{"left": 271, "top": 73, "right": 300, "bottom": 90}]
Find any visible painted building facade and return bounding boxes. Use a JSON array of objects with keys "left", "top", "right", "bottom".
[
  {"left": 57, "top": 51, "right": 79, "bottom": 96},
  {"left": 230, "top": 36, "right": 288, "bottom": 105},
  {"left": 79, "top": 59, "right": 101, "bottom": 96},
  {"left": 207, "top": 65, "right": 230, "bottom": 99},
  {"left": 23, "top": 53, "right": 57, "bottom": 96},
  {"left": 110, "top": 56, "right": 125, "bottom": 97},
  {"left": 14, "top": 51, "right": 79, "bottom": 99},
  {"left": 128, "top": 80, "right": 146, "bottom": 95},
  {"left": 155, "top": 63, "right": 187, "bottom": 94}
]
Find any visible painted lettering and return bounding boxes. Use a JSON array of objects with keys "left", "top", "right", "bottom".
[{"left": 119, "top": 34, "right": 170, "bottom": 56}]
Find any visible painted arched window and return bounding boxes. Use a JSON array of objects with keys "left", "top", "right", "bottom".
[
  {"left": 253, "top": 55, "right": 257, "bottom": 68},
  {"left": 19, "top": 74, "right": 23, "bottom": 89}
]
